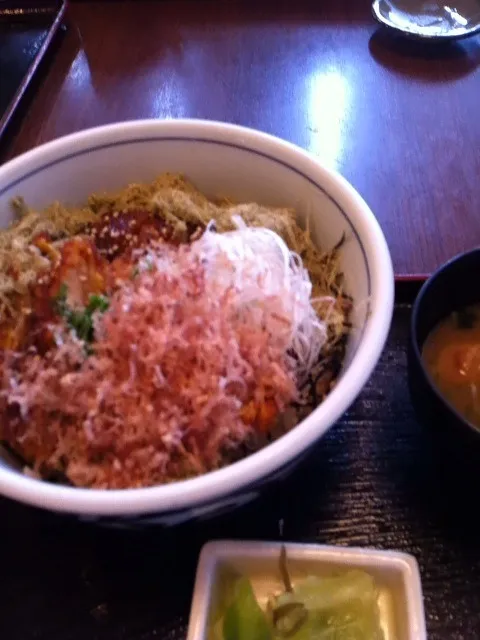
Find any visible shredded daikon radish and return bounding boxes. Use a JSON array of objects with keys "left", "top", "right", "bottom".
[{"left": 189, "top": 222, "right": 327, "bottom": 382}]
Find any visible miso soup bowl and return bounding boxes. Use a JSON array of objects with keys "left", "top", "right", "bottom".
[
  {"left": 0, "top": 120, "right": 394, "bottom": 526},
  {"left": 408, "top": 248, "right": 480, "bottom": 457}
]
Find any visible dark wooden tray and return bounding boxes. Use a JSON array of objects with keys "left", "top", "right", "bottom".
[
  {"left": 2, "top": 278, "right": 479, "bottom": 640},
  {"left": 0, "top": 1, "right": 67, "bottom": 141}
]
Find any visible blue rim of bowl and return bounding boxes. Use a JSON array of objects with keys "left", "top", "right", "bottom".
[
  {"left": 0, "top": 136, "right": 371, "bottom": 297},
  {"left": 0, "top": 132, "right": 379, "bottom": 516},
  {"left": 411, "top": 247, "right": 480, "bottom": 440}
]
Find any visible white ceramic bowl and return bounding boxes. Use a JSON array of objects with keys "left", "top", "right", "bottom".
[{"left": 0, "top": 120, "right": 394, "bottom": 526}]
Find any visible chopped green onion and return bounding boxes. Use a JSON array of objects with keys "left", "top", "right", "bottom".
[{"left": 52, "top": 284, "right": 109, "bottom": 346}]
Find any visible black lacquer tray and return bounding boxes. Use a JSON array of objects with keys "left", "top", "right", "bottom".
[
  {"left": 1, "top": 279, "right": 479, "bottom": 640},
  {"left": 0, "top": 1, "right": 66, "bottom": 141}
]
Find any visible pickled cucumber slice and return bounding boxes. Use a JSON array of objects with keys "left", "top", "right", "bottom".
[
  {"left": 271, "top": 571, "right": 383, "bottom": 639},
  {"left": 222, "top": 576, "right": 271, "bottom": 640}
]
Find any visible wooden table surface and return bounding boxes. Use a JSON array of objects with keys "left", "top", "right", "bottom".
[
  {"left": 0, "top": 0, "right": 480, "bottom": 640},
  {"left": 2, "top": 4, "right": 480, "bottom": 639},
  {"left": 1, "top": 0, "right": 480, "bottom": 274}
]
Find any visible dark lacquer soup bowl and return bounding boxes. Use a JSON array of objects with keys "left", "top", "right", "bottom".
[{"left": 409, "top": 248, "right": 480, "bottom": 462}]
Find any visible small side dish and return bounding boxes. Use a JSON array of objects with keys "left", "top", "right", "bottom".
[
  {"left": 187, "top": 541, "right": 427, "bottom": 640},
  {"left": 210, "top": 547, "right": 383, "bottom": 639}
]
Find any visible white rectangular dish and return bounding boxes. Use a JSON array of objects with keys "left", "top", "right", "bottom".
[{"left": 187, "top": 540, "right": 427, "bottom": 640}]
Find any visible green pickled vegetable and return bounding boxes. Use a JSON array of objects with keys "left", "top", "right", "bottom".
[
  {"left": 275, "top": 571, "right": 378, "bottom": 612},
  {"left": 270, "top": 571, "right": 383, "bottom": 640},
  {"left": 222, "top": 576, "right": 271, "bottom": 640},
  {"left": 208, "top": 549, "right": 383, "bottom": 640},
  {"left": 272, "top": 601, "right": 308, "bottom": 637},
  {"left": 279, "top": 545, "right": 293, "bottom": 593}
]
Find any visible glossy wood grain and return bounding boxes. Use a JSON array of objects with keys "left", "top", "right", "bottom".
[{"left": 2, "top": 1, "right": 480, "bottom": 274}]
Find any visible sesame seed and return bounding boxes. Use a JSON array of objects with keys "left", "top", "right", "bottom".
[{"left": 113, "top": 211, "right": 119, "bottom": 218}]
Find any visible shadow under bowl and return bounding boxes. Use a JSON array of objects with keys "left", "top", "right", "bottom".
[{"left": 408, "top": 248, "right": 480, "bottom": 462}]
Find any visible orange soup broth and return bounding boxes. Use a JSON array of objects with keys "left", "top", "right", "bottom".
[{"left": 422, "top": 305, "right": 480, "bottom": 429}]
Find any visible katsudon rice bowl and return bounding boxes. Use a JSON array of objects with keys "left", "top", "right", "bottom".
[{"left": 0, "top": 120, "right": 393, "bottom": 524}]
